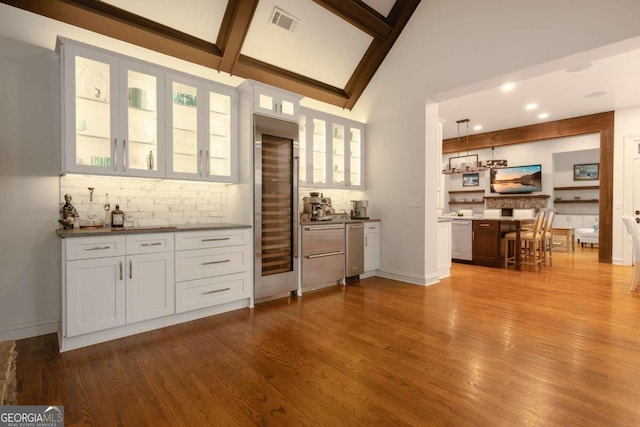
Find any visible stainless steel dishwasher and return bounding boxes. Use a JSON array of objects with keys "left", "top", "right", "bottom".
[
  {"left": 301, "top": 224, "right": 345, "bottom": 292},
  {"left": 451, "top": 218, "right": 473, "bottom": 262},
  {"left": 346, "top": 222, "right": 365, "bottom": 278}
]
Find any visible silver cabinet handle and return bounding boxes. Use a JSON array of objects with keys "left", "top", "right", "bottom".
[
  {"left": 113, "top": 138, "right": 118, "bottom": 170},
  {"left": 305, "top": 251, "right": 345, "bottom": 259},
  {"left": 202, "top": 287, "right": 230, "bottom": 295},
  {"left": 141, "top": 242, "right": 163, "bottom": 247},
  {"left": 119, "top": 261, "right": 123, "bottom": 281},
  {"left": 201, "top": 237, "right": 230, "bottom": 242},
  {"left": 199, "top": 149, "right": 203, "bottom": 176},
  {"left": 129, "top": 260, "right": 132, "bottom": 279},
  {"left": 349, "top": 224, "right": 365, "bottom": 229},
  {"left": 85, "top": 246, "right": 111, "bottom": 251},
  {"left": 206, "top": 150, "right": 210, "bottom": 177},
  {"left": 304, "top": 226, "right": 344, "bottom": 231},
  {"left": 202, "top": 259, "right": 230, "bottom": 265},
  {"left": 122, "top": 139, "right": 127, "bottom": 171},
  {"left": 365, "top": 236, "right": 368, "bottom": 247}
]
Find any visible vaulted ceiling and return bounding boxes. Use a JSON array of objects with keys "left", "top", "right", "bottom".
[{"left": 2, "top": 0, "right": 420, "bottom": 109}]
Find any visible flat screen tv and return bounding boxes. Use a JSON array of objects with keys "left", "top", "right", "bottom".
[{"left": 490, "top": 164, "right": 542, "bottom": 194}]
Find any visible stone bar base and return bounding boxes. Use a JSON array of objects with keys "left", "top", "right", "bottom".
[{"left": 484, "top": 194, "right": 550, "bottom": 211}]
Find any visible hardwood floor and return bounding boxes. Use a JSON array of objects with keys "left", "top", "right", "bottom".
[{"left": 17, "top": 247, "right": 640, "bottom": 426}]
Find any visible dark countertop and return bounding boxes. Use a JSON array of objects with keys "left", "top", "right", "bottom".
[{"left": 56, "top": 222, "right": 251, "bottom": 238}]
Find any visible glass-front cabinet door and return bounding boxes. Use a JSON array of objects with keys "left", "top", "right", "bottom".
[
  {"left": 348, "top": 124, "right": 364, "bottom": 189},
  {"left": 206, "top": 84, "right": 237, "bottom": 182},
  {"left": 298, "top": 115, "right": 308, "bottom": 185},
  {"left": 121, "top": 63, "right": 164, "bottom": 177},
  {"left": 167, "top": 75, "right": 201, "bottom": 179},
  {"left": 331, "top": 123, "right": 346, "bottom": 186},
  {"left": 63, "top": 45, "right": 118, "bottom": 175},
  {"left": 62, "top": 42, "right": 164, "bottom": 177},
  {"left": 311, "top": 117, "right": 328, "bottom": 185}
]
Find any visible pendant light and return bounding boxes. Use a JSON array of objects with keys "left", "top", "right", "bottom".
[{"left": 443, "top": 119, "right": 486, "bottom": 174}]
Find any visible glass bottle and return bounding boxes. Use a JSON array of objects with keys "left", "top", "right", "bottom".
[{"left": 111, "top": 204, "right": 124, "bottom": 228}]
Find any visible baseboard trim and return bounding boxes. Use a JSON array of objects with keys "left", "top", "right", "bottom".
[
  {"left": 0, "top": 318, "right": 59, "bottom": 341},
  {"left": 376, "top": 269, "right": 440, "bottom": 286}
]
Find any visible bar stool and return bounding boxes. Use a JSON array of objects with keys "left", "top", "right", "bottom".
[{"left": 504, "top": 210, "right": 546, "bottom": 270}]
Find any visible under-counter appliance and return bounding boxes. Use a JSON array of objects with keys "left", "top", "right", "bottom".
[
  {"left": 350, "top": 200, "right": 369, "bottom": 219},
  {"left": 302, "top": 224, "right": 345, "bottom": 291},
  {"left": 451, "top": 218, "right": 473, "bottom": 262},
  {"left": 346, "top": 223, "right": 365, "bottom": 277},
  {"left": 254, "top": 115, "right": 299, "bottom": 301}
]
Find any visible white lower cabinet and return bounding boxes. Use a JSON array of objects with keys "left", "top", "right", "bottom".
[
  {"left": 363, "top": 222, "right": 380, "bottom": 277},
  {"left": 175, "top": 229, "right": 251, "bottom": 313},
  {"left": 125, "top": 251, "right": 174, "bottom": 323},
  {"left": 60, "top": 227, "right": 251, "bottom": 351},
  {"left": 66, "top": 255, "right": 126, "bottom": 337}
]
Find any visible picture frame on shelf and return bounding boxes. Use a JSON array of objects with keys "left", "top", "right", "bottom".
[
  {"left": 463, "top": 172, "right": 480, "bottom": 187},
  {"left": 574, "top": 163, "right": 599, "bottom": 181},
  {"left": 449, "top": 154, "right": 478, "bottom": 172}
]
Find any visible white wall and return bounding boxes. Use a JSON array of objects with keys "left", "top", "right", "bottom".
[
  {"left": 614, "top": 106, "right": 640, "bottom": 265},
  {"left": 0, "top": 40, "right": 60, "bottom": 340}
]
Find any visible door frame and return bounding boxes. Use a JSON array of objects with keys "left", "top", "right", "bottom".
[{"left": 622, "top": 134, "right": 640, "bottom": 265}]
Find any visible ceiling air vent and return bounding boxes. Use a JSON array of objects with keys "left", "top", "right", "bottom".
[{"left": 270, "top": 7, "right": 299, "bottom": 33}]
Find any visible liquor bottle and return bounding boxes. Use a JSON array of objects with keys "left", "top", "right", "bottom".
[{"left": 111, "top": 204, "right": 124, "bottom": 228}]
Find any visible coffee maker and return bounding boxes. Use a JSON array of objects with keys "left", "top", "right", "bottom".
[
  {"left": 303, "top": 192, "right": 333, "bottom": 221},
  {"left": 350, "top": 200, "right": 369, "bottom": 219}
]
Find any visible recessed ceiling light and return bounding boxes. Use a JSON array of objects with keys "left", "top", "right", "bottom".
[
  {"left": 473, "top": 125, "right": 483, "bottom": 131},
  {"left": 585, "top": 91, "right": 606, "bottom": 98},
  {"left": 565, "top": 63, "right": 592, "bottom": 73},
  {"left": 525, "top": 103, "right": 538, "bottom": 110},
  {"left": 538, "top": 112, "right": 549, "bottom": 119},
  {"left": 501, "top": 82, "right": 516, "bottom": 92}
]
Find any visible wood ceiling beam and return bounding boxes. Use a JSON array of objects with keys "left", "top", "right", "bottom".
[
  {"left": 235, "top": 55, "right": 350, "bottom": 107},
  {"left": 313, "top": 0, "right": 392, "bottom": 40},
  {"left": 0, "top": 0, "right": 421, "bottom": 110},
  {"left": 216, "top": 0, "right": 258, "bottom": 75},
  {"left": 443, "top": 111, "right": 614, "bottom": 264},
  {"left": 343, "top": 0, "right": 421, "bottom": 110}
]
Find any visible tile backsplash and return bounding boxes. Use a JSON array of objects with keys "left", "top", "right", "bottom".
[
  {"left": 59, "top": 176, "right": 367, "bottom": 227},
  {"left": 60, "top": 175, "right": 229, "bottom": 226}
]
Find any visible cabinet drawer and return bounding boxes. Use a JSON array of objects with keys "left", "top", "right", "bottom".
[
  {"left": 363, "top": 222, "right": 380, "bottom": 234},
  {"left": 126, "top": 233, "right": 174, "bottom": 255},
  {"left": 175, "top": 245, "right": 250, "bottom": 282},
  {"left": 176, "top": 272, "right": 249, "bottom": 313},
  {"left": 65, "top": 235, "right": 126, "bottom": 260},
  {"left": 175, "top": 229, "right": 251, "bottom": 251},
  {"left": 473, "top": 220, "right": 499, "bottom": 231},
  {"left": 302, "top": 225, "right": 345, "bottom": 253}
]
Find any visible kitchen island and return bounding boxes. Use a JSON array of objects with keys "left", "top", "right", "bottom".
[{"left": 443, "top": 216, "right": 534, "bottom": 270}]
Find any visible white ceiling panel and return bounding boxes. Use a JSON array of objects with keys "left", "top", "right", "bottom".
[
  {"left": 438, "top": 46, "right": 640, "bottom": 140},
  {"left": 101, "top": 0, "right": 227, "bottom": 43},
  {"left": 242, "top": 0, "right": 373, "bottom": 88},
  {"left": 362, "top": 0, "right": 396, "bottom": 17}
]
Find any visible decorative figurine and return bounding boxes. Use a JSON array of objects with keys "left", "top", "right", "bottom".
[{"left": 59, "top": 194, "right": 78, "bottom": 229}]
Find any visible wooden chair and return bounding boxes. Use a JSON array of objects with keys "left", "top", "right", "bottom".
[
  {"left": 504, "top": 210, "right": 546, "bottom": 270},
  {"left": 542, "top": 208, "right": 556, "bottom": 266},
  {"left": 621, "top": 215, "right": 640, "bottom": 291}
]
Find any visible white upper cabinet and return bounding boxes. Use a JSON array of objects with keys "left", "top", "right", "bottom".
[
  {"left": 58, "top": 37, "right": 238, "bottom": 183},
  {"left": 300, "top": 107, "right": 365, "bottom": 190},
  {"left": 166, "top": 74, "right": 237, "bottom": 182},
  {"left": 61, "top": 41, "right": 165, "bottom": 178},
  {"left": 239, "top": 80, "right": 301, "bottom": 122}
]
